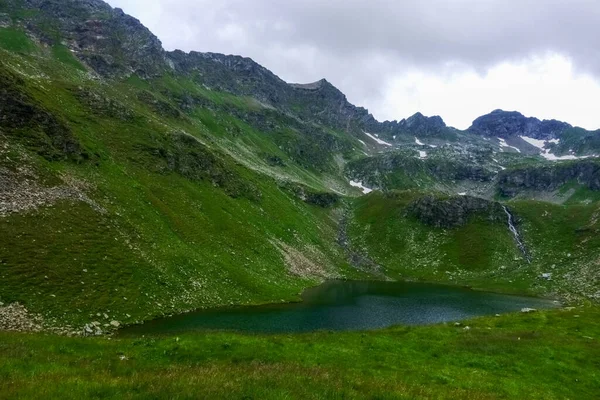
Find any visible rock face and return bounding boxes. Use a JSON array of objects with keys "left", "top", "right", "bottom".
[
  {"left": 280, "top": 181, "right": 340, "bottom": 208},
  {"left": 168, "top": 50, "right": 287, "bottom": 104},
  {"left": 406, "top": 195, "right": 505, "bottom": 228},
  {"left": 469, "top": 110, "right": 572, "bottom": 140},
  {"left": 346, "top": 150, "right": 494, "bottom": 191},
  {"left": 498, "top": 160, "right": 600, "bottom": 197},
  {"left": 7, "top": 0, "right": 167, "bottom": 77}
]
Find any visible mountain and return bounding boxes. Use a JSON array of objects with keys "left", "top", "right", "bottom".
[
  {"left": 469, "top": 109, "right": 572, "bottom": 140},
  {"left": 0, "top": 0, "right": 599, "bottom": 339}
]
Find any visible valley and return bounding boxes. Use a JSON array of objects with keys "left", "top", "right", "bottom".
[{"left": 0, "top": 0, "right": 599, "bottom": 398}]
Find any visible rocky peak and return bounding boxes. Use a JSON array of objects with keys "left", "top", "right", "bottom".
[
  {"left": 167, "top": 49, "right": 289, "bottom": 107},
  {"left": 399, "top": 112, "right": 446, "bottom": 135},
  {"left": 469, "top": 109, "right": 572, "bottom": 140},
  {"left": 7, "top": 0, "right": 167, "bottom": 78}
]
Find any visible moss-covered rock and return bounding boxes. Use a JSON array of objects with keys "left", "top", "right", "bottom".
[{"left": 406, "top": 195, "right": 505, "bottom": 228}]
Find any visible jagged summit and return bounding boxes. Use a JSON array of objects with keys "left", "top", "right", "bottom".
[{"left": 400, "top": 112, "right": 446, "bottom": 134}]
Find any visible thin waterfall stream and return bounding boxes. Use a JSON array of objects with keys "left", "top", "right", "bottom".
[{"left": 502, "top": 205, "right": 531, "bottom": 263}]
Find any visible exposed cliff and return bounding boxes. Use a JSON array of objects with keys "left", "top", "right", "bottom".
[
  {"left": 405, "top": 195, "right": 505, "bottom": 228},
  {"left": 498, "top": 160, "right": 600, "bottom": 198}
]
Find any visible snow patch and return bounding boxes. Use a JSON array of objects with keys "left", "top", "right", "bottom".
[
  {"left": 492, "top": 158, "right": 507, "bottom": 170},
  {"left": 520, "top": 136, "right": 548, "bottom": 150},
  {"left": 498, "top": 138, "right": 521, "bottom": 153},
  {"left": 364, "top": 131, "right": 392, "bottom": 147},
  {"left": 415, "top": 137, "right": 438, "bottom": 148},
  {"left": 358, "top": 139, "right": 367, "bottom": 147},
  {"left": 520, "top": 136, "right": 597, "bottom": 161},
  {"left": 458, "top": 192, "right": 467, "bottom": 196},
  {"left": 419, "top": 150, "right": 427, "bottom": 159},
  {"left": 349, "top": 180, "right": 373, "bottom": 195}
]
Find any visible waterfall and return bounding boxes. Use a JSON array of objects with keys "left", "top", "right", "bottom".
[{"left": 502, "top": 205, "right": 530, "bottom": 263}]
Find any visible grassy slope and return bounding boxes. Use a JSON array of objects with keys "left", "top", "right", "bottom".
[
  {"left": 0, "top": 41, "right": 364, "bottom": 328},
  {"left": 348, "top": 191, "right": 525, "bottom": 291},
  {"left": 349, "top": 191, "right": 600, "bottom": 299},
  {"left": 1, "top": 307, "right": 599, "bottom": 399}
]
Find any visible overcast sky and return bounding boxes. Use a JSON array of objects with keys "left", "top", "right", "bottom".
[{"left": 108, "top": 0, "right": 600, "bottom": 130}]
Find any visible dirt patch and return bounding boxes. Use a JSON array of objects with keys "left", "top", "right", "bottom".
[{"left": 0, "top": 165, "right": 105, "bottom": 217}]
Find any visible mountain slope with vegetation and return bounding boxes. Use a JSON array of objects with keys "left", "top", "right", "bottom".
[
  {"left": 0, "top": 0, "right": 599, "bottom": 334},
  {"left": 1, "top": 1, "right": 600, "bottom": 399}
]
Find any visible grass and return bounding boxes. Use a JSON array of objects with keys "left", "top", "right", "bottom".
[
  {"left": 348, "top": 191, "right": 525, "bottom": 291},
  {"left": 0, "top": 46, "right": 364, "bottom": 328},
  {"left": 346, "top": 191, "right": 600, "bottom": 299},
  {"left": 0, "top": 27, "right": 36, "bottom": 53},
  {"left": 51, "top": 44, "right": 86, "bottom": 71},
  {"left": 1, "top": 306, "right": 599, "bottom": 399}
]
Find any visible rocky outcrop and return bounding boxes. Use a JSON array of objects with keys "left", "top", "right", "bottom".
[
  {"left": 6, "top": 0, "right": 167, "bottom": 77},
  {"left": 137, "top": 91, "right": 182, "bottom": 119},
  {"left": 72, "top": 87, "right": 135, "bottom": 120},
  {"left": 0, "top": 168, "right": 98, "bottom": 216},
  {"left": 168, "top": 50, "right": 289, "bottom": 106},
  {"left": 346, "top": 150, "right": 494, "bottom": 191},
  {"left": 280, "top": 181, "right": 340, "bottom": 208},
  {"left": 498, "top": 160, "right": 600, "bottom": 198},
  {"left": 0, "top": 68, "right": 86, "bottom": 161},
  {"left": 397, "top": 112, "right": 447, "bottom": 137},
  {"left": 406, "top": 195, "right": 505, "bottom": 228},
  {"left": 469, "top": 109, "right": 571, "bottom": 140},
  {"left": 362, "top": 112, "right": 452, "bottom": 141},
  {"left": 140, "top": 131, "right": 261, "bottom": 201},
  {"left": 167, "top": 51, "right": 375, "bottom": 133}
]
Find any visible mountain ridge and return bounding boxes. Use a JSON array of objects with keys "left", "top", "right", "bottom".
[{"left": 4, "top": 0, "right": 599, "bottom": 144}]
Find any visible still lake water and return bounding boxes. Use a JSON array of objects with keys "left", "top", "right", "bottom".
[{"left": 119, "top": 280, "right": 558, "bottom": 336}]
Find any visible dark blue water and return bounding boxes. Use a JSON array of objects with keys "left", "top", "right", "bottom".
[{"left": 118, "top": 280, "right": 558, "bottom": 336}]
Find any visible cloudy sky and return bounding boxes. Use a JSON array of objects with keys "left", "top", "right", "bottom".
[{"left": 107, "top": 0, "right": 600, "bottom": 130}]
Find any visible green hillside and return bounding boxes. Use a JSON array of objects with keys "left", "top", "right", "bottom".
[{"left": 1, "top": 1, "right": 599, "bottom": 399}]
